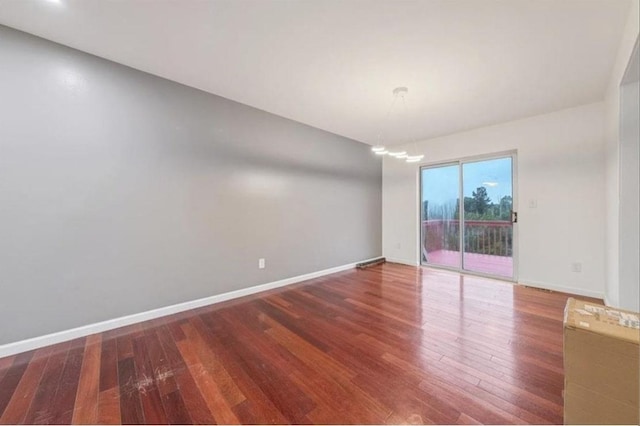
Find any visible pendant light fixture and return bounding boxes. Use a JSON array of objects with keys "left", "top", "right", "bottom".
[{"left": 370, "top": 87, "right": 424, "bottom": 163}]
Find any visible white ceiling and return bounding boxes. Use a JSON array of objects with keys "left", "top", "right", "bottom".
[{"left": 0, "top": 0, "right": 632, "bottom": 145}]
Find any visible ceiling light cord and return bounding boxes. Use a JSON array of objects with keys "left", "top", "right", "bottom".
[
  {"left": 372, "top": 92, "right": 400, "bottom": 151},
  {"left": 403, "top": 94, "right": 424, "bottom": 163}
]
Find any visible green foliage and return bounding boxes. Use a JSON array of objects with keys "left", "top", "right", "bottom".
[
  {"left": 471, "top": 186, "right": 491, "bottom": 214},
  {"left": 456, "top": 189, "right": 512, "bottom": 220}
]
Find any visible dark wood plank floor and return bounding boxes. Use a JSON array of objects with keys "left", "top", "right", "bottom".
[{"left": 0, "top": 263, "right": 600, "bottom": 424}]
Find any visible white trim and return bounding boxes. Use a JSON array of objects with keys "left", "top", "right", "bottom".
[
  {"left": 0, "top": 257, "right": 380, "bottom": 358},
  {"left": 604, "top": 294, "right": 612, "bottom": 307},
  {"left": 518, "top": 279, "right": 604, "bottom": 300},
  {"left": 385, "top": 257, "right": 419, "bottom": 267}
]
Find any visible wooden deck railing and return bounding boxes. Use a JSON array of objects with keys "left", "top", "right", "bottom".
[{"left": 422, "top": 219, "right": 513, "bottom": 257}]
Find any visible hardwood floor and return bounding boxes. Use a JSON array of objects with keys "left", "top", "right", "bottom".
[{"left": 0, "top": 263, "right": 600, "bottom": 424}]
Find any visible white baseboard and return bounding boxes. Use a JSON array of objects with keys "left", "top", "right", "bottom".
[
  {"left": 385, "top": 257, "right": 419, "bottom": 267},
  {"left": 518, "top": 279, "right": 604, "bottom": 300},
  {"left": 386, "top": 258, "right": 604, "bottom": 300},
  {"left": 0, "top": 257, "right": 380, "bottom": 358}
]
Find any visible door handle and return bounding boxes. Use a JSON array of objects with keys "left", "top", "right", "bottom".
[{"left": 511, "top": 211, "right": 518, "bottom": 223}]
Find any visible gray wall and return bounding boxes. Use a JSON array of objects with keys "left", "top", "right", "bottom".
[{"left": 0, "top": 26, "right": 382, "bottom": 345}]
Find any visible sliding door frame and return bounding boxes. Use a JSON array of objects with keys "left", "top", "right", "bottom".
[{"left": 418, "top": 150, "right": 518, "bottom": 282}]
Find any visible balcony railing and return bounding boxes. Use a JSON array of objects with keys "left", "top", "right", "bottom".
[{"left": 422, "top": 219, "right": 513, "bottom": 257}]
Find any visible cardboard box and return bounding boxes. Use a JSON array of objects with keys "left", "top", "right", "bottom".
[
  {"left": 563, "top": 298, "right": 640, "bottom": 425},
  {"left": 565, "top": 381, "right": 639, "bottom": 425}
]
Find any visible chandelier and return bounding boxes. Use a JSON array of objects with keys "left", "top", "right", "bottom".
[{"left": 371, "top": 87, "right": 424, "bottom": 163}]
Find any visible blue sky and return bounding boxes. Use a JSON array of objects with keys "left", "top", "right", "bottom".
[{"left": 421, "top": 157, "right": 512, "bottom": 206}]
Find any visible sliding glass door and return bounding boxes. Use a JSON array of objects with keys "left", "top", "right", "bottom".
[
  {"left": 421, "top": 164, "right": 461, "bottom": 269},
  {"left": 461, "top": 157, "right": 514, "bottom": 277},
  {"left": 420, "top": 154, "right": 516, "bottom": 279}
]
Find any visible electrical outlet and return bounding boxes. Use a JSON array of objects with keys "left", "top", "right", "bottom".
[
  {"left": 396, "top": 242, "right": 401, "bottom": 249},
  {"left": 572, "top": 262, "right": 582, "bottom": 273},
  {"left": 529, "top": 199, "right": 537, "bottom": 208},
  {"left": 258, "top": 258, "right": 266, "bottom": 269}
]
